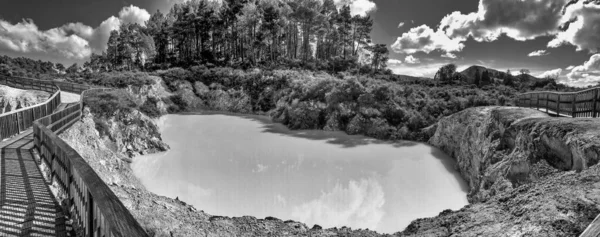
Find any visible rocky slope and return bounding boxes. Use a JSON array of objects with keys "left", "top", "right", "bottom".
[
  {"left": 398, "top": 106, "right": 600, "bottom": 236},
  {"left": 0, "top": 85, "right": 49, "bottom": 112}
]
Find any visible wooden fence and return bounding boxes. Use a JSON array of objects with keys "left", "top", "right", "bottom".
[
  {"left": 0, "top": 75, "right": 148, "bottom": 237},
  {"left": 0, "top": 76, "right": 61, "bottom": 140},
  {"left": 517, "top": 87, "right": 600, "bottom": 118}
]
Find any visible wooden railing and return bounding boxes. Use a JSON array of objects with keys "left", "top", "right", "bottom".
[
  {"left": 517, "top": 87, "right": 600, "bottom": 118},
  {"left": 0, "top": 75, "right": 147, "bottom": 237},
  {"left": 0, "top": 76, "right": 62, "bottom": 140}
]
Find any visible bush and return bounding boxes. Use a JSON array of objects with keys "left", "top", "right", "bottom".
[
  {"left": 89, "top": 72, "right": 155, "bottom": 88},
  {"left": 84, "top": 89, "right": 138, "bottom": 117},
  {"left": 139, "top": 97, "right": 162, "bottom": 118}
]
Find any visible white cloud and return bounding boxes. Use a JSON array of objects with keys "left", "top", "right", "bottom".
[
  {"left": 291, "top": 178, "right": 385, "bottom": 230},
  {"left": 441, "top": 52, "right": 457, "bottom": 59},
  {"left": 391, "top": 0, "right": 600, "bottom": 55},
  {"left": 566, "top": 65, "right": 575, "bottom": 70},
  {"left": 0, "top": 5, "right": 150, "bottom": 63},
  {"left": 528, "top": 50, "right": 550, "bottom": 57},
  {"left": 388, "top": 58, "right": 402, "bottom": 65},
  {"left": 0, "top": 19, "right": 91, "bottom": 60},
  {"left": 404, "top": 55, "right": 420, "bottom": 64},
  {"left": 537, "top": 68, "right": 562, "bottom": 79},
  {"left": 391, "top": 24, "right": 465, "bottom": 54},
  {"left": 334, "top": 0, "right": 377, "bottom": 16},
  {"left": 388, "top": 62, "right": 447, "bottom": 78},
  {"left": 548, "top": 1, "right": 600, "bottom": 52},
  {"left": 564, "top": 54, "right": 600, "bottom": 86},
  {"left": 397, "top": 22, "right": 405, "bottom": 28},
  {"left": 118, "top": 5, "right": 151, "bottom": 26}
]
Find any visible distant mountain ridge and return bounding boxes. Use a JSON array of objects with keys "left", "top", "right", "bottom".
[{"left": 459, "top": 65, "right": 542, "bottom": 84}]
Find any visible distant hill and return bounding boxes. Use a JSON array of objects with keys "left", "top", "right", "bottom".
[{"left": 459, "top": 65, "right": 541, "bottom": 85}]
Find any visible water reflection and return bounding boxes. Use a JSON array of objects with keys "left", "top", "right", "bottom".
[{"left": 133, "top": 113, "right": 468, "bottom": 234}]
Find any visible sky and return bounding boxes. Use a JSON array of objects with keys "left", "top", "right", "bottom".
[{"left": 0, "top": 0, "right": 599, "bottom": 87}]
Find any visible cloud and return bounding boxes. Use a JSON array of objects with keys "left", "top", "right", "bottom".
[
  {"left": 548, "top": 1, "right": 600, "bottom": 52},
  {"left": 537, "top": 68, "right": 563, "bottom": 78},
  {"left": 441, "top": 52, "right": 457, "bottom": 59},
  {"left": 397, "top": 22, "right": 405, "bottom": 28},
  {"left": 388, "top": 62, "right": 449, "bottom": 78},
  {"left": 564, "top": 54, "right": 600, "bottom": 86},
  {"left": 391, "top": 24, "right": 465, "bottom": 54},
  {"left": 388, "top": 58, "right": 402, "bottom": 65},
  {"left": 274, "top": 194, "right": 287, "bottom": 206},
  {"left": 291, "top": 178, "right": 385, "bottom": 230},
  {"left": 118, "top": 5, "right": 151, "bottom": 26},
  {"left": 404, "top": 55, "right": 420, "bottom": 64},
  {"left": 391, "top": 0, "right": 600, "bottom": 55},
  {"left": 528, "top": 50, "right": 550, "bottom": 57},
  {"left": 0, "top": 5, "right": 150, "bottom": 63},
  {"left": 0, "top": 19, "right": 92, "bottom": 60},
  {"left": 334, "top": 0, "right": 377, "bottom": 16},
  {"left": 566, "top": 65, "right": 576, "bottom": 70}
]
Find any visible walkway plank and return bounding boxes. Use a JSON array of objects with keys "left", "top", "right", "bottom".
[{"left": 0, "top": 130, "right": 67, "bottom": 237}]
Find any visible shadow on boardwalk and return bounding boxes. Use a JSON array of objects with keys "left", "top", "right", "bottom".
[{"left": 0, "top": 130, "right": 67, "bottom": 237}]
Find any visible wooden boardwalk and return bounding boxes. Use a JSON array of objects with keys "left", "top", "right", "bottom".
[{"left": 0, "top": 129, "right": 68, "bottom": 237}]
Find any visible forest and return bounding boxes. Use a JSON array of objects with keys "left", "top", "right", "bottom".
[{"left": 87, "top": 0, "right": 389, "bottom": 74}]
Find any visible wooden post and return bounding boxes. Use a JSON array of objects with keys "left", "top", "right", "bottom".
[
  {"left": 572, "top": 94, "right": 577, "bottom": 118},
  {"left": 546, "top": 94, "right": 549, "bottom": 113},
  {"left": 593, "top": 89, "right": 598, "bottom": 118},
  {"left": 557, "top": 94, "right": 561, "bottom": 116}
]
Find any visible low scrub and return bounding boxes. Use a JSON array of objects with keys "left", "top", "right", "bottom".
[{"left": 158, "top": 67, "right": 519, "bottom": 141}]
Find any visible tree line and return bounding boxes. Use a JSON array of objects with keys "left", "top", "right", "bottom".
[{"left": 85, "top": 0, "right": 389, "bottom": 73}]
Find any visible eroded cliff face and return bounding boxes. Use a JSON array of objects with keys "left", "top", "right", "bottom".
[{"left": 398, "top": 106, "right": 600, "bottom": 236}]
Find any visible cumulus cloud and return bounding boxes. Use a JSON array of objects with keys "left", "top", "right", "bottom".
[
  {"left": 441, "top": 52, "right": 457, "bottom": 59},
  {"left": 391, "top": 0, "right": 600, "bottom": 56},
  {"left": 0, "top": 19, "right": 91, "bottom": 60},
  {"left": 397, "top": 22, "right": 405, "bottom": 28},
  {"left": 391, "top": 25, "right": 464, "bottom": 54},
  {"left": 548, "top": 1, "right": 600, "bottom": 52},
  {"left": 334, "top": 0, "right": 377, "bottom": 16},
  {"left": 388, "top": 58, "right": 402, "bottom": 65},
  {"left": 538, "top": 68, "right": 563, "bottom": 79},
  {"left": 566, "top": 65, "right": 576, "bottom": 70},
  {"left": 565, "top": 54, "right": 600, "bottom": 86},
  {"left": 0, "top": 5, "right": 150, "bottom": 62},
  {"left": 528, "top": 50, "right": 550, "bottom": 57},
  {"left": 404, "top": 55, "right": 420, "bottom": 64},
  {"left": 291, "top": 178, "right": 385, "bottom": 230},
  {"left": 118, "top": 5, "right": 151, "bottom": 26}
]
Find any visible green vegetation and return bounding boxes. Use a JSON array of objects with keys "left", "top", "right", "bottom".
[
  {"left": 85, "top": 72, "right": 155, "bottom": 88},
  {"left": 83, "top": 0, "right": 390, "bottom": 75},
  {"left": 156, "top": 67, "right": 516, "bottom": 141}
]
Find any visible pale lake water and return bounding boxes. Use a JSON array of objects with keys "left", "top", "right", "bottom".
[{"left": 132, "top": 113, "right": 469, "bottom": 234}]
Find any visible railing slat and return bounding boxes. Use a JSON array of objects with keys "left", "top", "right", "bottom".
[{"left": 517, "top": 88, "right": 600, "bottom": 118}]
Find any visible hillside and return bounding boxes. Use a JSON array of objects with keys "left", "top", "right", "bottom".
[{"left": 460, "top": 65, "right": 541, "bottom": 85}]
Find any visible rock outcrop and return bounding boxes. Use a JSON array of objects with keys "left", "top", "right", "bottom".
[
  {"left": 0, "top": 85, "right": 49, "bottom": 112},
  {"left": 399, "top": 106, "right": 600, "bottom": 236}
]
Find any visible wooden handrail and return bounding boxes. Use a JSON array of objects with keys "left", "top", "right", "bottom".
[
  {"left": 517, "top": 87, "right": 600, "bottom": 118},
  {"left": 0, "top": 75, "right": 147, "bottom": 237},
  {"left": 32, "top": 84, "right": 148, "bottom": 237},
  {"left": 0, "top": 75, "right": 61, "bottom": 140}
]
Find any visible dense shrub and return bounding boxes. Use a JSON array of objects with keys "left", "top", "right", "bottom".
[
  {"left": 84, "top": 89, "right": 138, "bottom": 117},
  {"left": 89, "top": 72, "right": 155, "bottom": 88},
  {"left": 139, "top": 97, "right": 162, "bottom": 118},
  {"left": 158, "top": 67, "right": 526, "bottom": 141}
]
